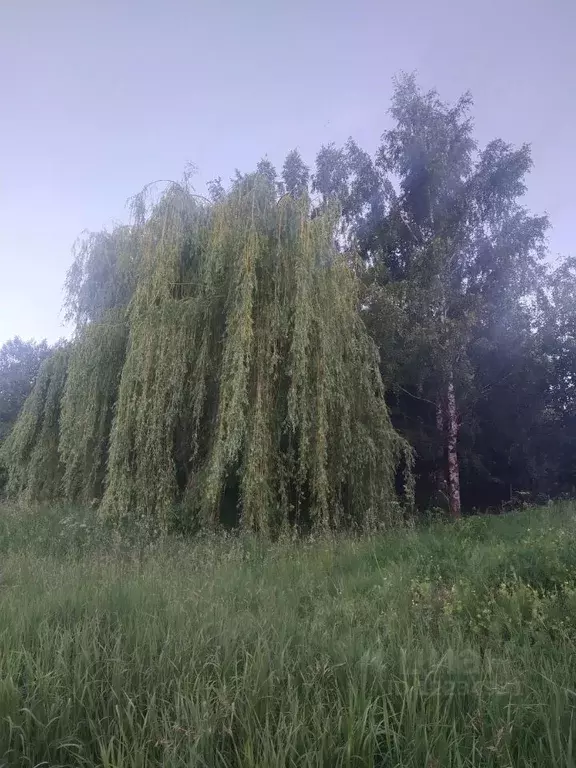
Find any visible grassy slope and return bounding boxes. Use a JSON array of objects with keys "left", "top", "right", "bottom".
[{"left": 1, "top": 503, "right": 576, "bottom": 767}]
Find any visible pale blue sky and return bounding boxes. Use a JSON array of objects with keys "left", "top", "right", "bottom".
[{"left": 1, "top": 0, "right": 574, "bottom": 344}]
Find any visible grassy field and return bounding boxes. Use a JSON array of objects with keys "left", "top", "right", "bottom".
[{"left": 1, "top": 504, "right": 576, "bottom": 766}]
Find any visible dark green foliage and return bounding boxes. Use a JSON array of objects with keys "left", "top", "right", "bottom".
[
  {"left": 311, "top": 73, "right": 559, "bottom": 512},
  {"left": 282, "top": 149, "right": 310, "bottom": 198},
  {"left": 207, "top": 176, "right": 226, "bottom": 202}
]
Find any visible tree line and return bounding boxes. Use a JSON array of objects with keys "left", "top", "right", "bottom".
[{"left": 1, "top": 74, "right": 575, "bottom": 527}]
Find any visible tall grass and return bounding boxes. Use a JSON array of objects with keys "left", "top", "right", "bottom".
[{"left": 1, "top": 502, "right": 576, "bottom": 766}]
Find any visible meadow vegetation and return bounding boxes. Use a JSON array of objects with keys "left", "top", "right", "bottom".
[{"left": 1, "top": 501, "right": 576, "bottom": 767}]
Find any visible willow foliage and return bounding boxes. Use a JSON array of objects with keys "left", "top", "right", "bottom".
[
  {"left": 3, "top": 226, "right": 136, "bottom": 505},
  {"left": 102, "top": 174, "right": 409, "bottom": 533},
  {"left": 4, "top": 171, "right": 410, "bottom": 534},
  {"left": 57, "top": 226, "right": 137, "bottom": 503},
  {"left": 59, "top": 316, "right": 128, "bottom": 503},
  {"left": 64, "top": 226, "right": 140, "bottom": 327},
  {"left": 1, "top": 347, "right": 69, "bottom": 501}
]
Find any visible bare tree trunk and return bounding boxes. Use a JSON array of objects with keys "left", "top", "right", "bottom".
[
  {"left": 436, "top": 396, "right": 446, "bottom": 496},
  {"left": 446, "top": 374, "right": 461, "bottom": 518}
]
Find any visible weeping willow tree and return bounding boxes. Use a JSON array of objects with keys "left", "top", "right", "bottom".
[
  {"left": 102, "top": 173, "right": 410, "bottom": 534},
  {"left": 2, "top": 226, "right": 138, "bottom": 504},
  {"left": 59, "top": 318, "right": 128, "bottom": 503},
  {"left": 4, "top": 168, "right": 410, "bottom": 534},
  {"left": 1, "top": 347, "right": 69, "bottom": 501},
  {"left": 58, "top": 226, "right": 138, "bottom": 502}
]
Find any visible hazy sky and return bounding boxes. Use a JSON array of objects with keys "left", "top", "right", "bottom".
[{"left": 1, "top": 0, "right": 574, "bottom": 344}]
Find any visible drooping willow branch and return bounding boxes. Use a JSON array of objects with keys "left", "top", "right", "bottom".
[{"left": 3, "top": 172, "right": 412, "bottom": 535}]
